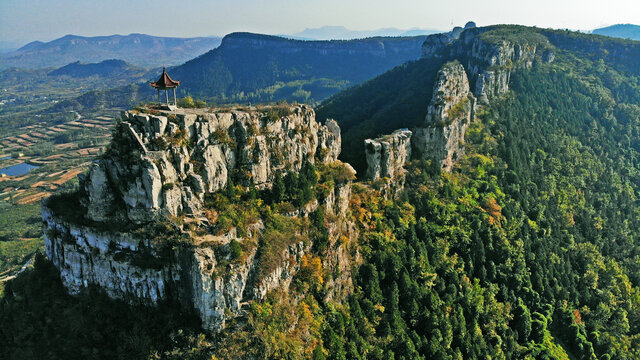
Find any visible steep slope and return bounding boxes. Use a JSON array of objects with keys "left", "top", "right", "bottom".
[
  {"left": 316, "top": 57, "right": 446, "bottom": 173},
  {"left": 0, "top": 34, "right": 222, "bottom": 69},
  {"left": 169, "top": 32, "right": 429, "bottom": 103}
]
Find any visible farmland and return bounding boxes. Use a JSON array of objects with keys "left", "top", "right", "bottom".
[{"left": 0, "top": 111, "right": 116, "bottom": 278}]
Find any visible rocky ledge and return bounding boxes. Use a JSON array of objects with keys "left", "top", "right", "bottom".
[{"left": 83, "top": 105, "right": 340, "bottom": 224}]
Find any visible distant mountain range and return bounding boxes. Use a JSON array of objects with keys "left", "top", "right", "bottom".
[
  {"left": 288, "top": 25, "right": 441, "bottom": 40},
  {"left": 48, "top": 59, "right": 149, "bottom": 78},
  {"left": 592, "top": 24, "right": 640, "bottom": 41},
  {"left": 0, "top": 34, "right": 222, "bottom": 70}
]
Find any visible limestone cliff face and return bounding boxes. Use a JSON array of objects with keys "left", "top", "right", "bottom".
[
  {"left": 83, "top": 105, "right": 340, "bottom": 224},
  {"left": 43, "top": 180, "right": 355, "bottom": 332},
  {"left": 43, "top": 203, "right": 263, "bottom": 332},
  {"left": 421, "top": 21, "right": 476, "bottom": 58},
  {"left": 413, "top": 61, "right": 476, "bottom": 171},
  {"left": 421, "top": 33, "right": 454, "bottom": 58},
  {"left": 364, "top": 129, "right": 412, "bottom": 181},
  {"left": 422, "top": 27, "right": 553, "bottom": 103},
  {"left": 361, "top": 62, "right": 476, "bottom": 178},
  {"left": 461, "top": 32, "right": 539, "bottom": 103},
  {"left": 44, "top": 105, "right": 356, "bottom": 333}
]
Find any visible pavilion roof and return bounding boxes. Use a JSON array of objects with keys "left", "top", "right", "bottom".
[{"left": 150, "top": 67, "right": 180, "bottom": 89}]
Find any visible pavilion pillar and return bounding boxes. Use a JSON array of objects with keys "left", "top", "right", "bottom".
[
  {"left": 165, "top": 89, "right": 169, "bottom": 105},
  {"left": 173, "top": 88, "right": 177, "bottom": 106}
]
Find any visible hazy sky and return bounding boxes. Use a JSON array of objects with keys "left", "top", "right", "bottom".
[{"left": 1, "top": 0, "right": 639, "bottom": 44}]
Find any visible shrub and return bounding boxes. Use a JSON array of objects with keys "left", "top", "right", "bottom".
[
  {"left": 229, "top": 239, "right": 243, "bottom": 260},
  {"left": 167, "top": 129, "right": 188, "bottom": 147},
  {"left": 446, "top": 97, "right": 470, "bottom": 121},
  {"left": 178, "top": 96, "right": 196, "bottom": 108}
]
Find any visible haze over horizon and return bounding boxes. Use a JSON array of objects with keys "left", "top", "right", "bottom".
[{"left": 1, "top": 0, "right": 639, "bottom": 46}]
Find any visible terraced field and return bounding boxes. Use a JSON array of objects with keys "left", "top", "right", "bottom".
[
  {"left": 0, "top": 114, "right": 116, "bottom": 279},
  {"left": 0, "top": 115, "right": 114, "bottom": 204}
]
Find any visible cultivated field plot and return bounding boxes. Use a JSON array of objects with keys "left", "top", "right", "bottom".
[{"left": 0, "top": 115, "right": 114, "bottom": 205}]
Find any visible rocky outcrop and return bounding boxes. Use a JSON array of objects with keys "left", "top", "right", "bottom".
[
  {"left": 466, "top": 40, "right": 536, "bottom": 103},
  {"left": 542, "top": 49, "right": 555, "bottom": 63},
  {"left": 44, "top": 104, "right": 358, "bottom": 333},
  {"left": 83, "top": 105, "right": 340, "bottom": 224},
  {"left": 364, "top": 129, "right": 412, "bottom": 181},
  {"left": 413, "top": 61, "right": 476, "bottom": 171},
  {"left": 422, "top": 33, "right": 454, "bottom": 58},
  {"left": 422, "top": 26, "right": 552, "bottom": 104}
]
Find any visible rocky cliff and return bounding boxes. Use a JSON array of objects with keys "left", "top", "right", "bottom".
[
  {"left": 83, "top": 105, "right": 340, "bottom": 224},
  {"left": 422, "top": 26, "right": 553, "bottom": 103},
  {"left": 359, "top": 27, "right": 554, "bottom": 177},
  {"left": 43, "top": 104, "right": 356, "bottom": 332},
  {"left": 413, "top": 61, "right": 476, "bottom": 171},
  {"left": 364, "top": 61, "right": 476, "bottom": 177},
  {"left": 364, "top": 129, "right": 412, "bottom": 181}
]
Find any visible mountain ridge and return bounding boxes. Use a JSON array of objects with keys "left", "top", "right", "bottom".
[
  {"left": 0, "top": 33, "right": 222, "bottom": 70},
  {"left": 290, "top": 25, "right": 441, "bottom": 40},
  {"left": 152, "top": 32, "right": 432, "bottom": 104},
  {"left": 592, "top": 23, "right": 640, "bottom": 40},
  {"left": 47, "top": 59, "right": 148, "bottom": 78}
]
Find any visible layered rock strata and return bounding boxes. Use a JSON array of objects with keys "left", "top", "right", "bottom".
[
  {"left": 422, "top": 26, "right": 553, "bottom": 103},
  {"left": 364, "top": 61, "right": 476, "bottom": 178}
]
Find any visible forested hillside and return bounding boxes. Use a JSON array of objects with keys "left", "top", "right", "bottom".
[
  {"left": 169, "top": 32, "right": 428, "bottom": 104},
  {"left": 1, "top": 26, "right": 640, "bottom": 360},
  {"left": 47, "top": 59, "right": 147, "bottom": 78}
]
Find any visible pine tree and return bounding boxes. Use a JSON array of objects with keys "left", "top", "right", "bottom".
[{"left": 272, "top": 172, "right": 285, "bottom": 203}]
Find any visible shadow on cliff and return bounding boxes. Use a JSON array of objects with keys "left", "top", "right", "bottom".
[{"left": 0, "top": 253, "right": 210, "bottom": 360}]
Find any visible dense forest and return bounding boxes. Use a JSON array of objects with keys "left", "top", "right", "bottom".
[{"left": 1, "top": 26, "right": 640, "bottom": 359}]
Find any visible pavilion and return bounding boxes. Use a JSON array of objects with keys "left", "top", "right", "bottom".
[{"left": 150, "top": 67, "right": 180, "bottom": 108}]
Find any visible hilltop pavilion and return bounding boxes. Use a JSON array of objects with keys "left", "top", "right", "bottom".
[{"left": 150, "top": 67, "right": 180, "bottom": 108}]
